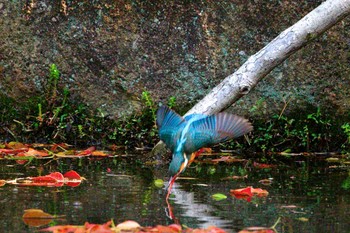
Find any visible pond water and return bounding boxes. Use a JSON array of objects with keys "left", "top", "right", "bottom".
[{"left": 0, "top": 153, "right": 349, "bottom": 233}]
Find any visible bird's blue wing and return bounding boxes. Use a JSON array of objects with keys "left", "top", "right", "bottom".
[
  {"left": 184, "top": 113, "right": 253, "bottom": 153},
  {"left": 156, "top": 105, "right": 185, "bottom": 152},
  {"left": 184, "top": 113, "right": 207, "bottom": 122}
]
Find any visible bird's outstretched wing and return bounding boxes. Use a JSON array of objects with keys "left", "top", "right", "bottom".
[
  {"left": 184, "top": 113, "right": 253, "bottom": 153},
  {"left": 156, "top": 105, "right": 185, "bottom": 152}
]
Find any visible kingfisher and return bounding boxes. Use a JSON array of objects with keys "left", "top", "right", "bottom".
[{"left": 156, "top": 105, "right": 253, "bottom": 198}]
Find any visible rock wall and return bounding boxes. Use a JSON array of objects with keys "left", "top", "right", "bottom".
[{"left": 1, "top": 0, "right": 349, "bottom": 119}]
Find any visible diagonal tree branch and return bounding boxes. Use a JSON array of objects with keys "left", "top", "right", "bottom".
[{"left": 151, "top": 0, "right": 350, "bottom": 156}]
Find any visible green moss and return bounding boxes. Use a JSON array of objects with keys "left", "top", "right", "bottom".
[{"left": 0, "top": 65, "right": 348, "bottom": 154}]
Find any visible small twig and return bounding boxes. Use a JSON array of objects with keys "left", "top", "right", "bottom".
[
  {"left": 270, "top": 216, "right": 281, "bottom": 230},
  {"left": 279, "top": 97, "right": 291, "bottom": 119}
]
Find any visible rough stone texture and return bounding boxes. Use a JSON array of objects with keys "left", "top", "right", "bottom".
[{"left": 0, "top": 0, "right": 349, "bottom": 119}]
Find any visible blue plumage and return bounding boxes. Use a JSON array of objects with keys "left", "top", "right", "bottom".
[{"left": 157, "top": 105, "right": 253, "bottom": 179}]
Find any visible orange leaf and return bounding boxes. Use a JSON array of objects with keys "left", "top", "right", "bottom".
[
  {"left": 40, "top": 225, "right": 83, "bottom": 232},
  {"left": 76, "top": 146, "right": 96, "bottom": 156},
  {"left": 152, "top": 224, "right": 182, "bottom": 233},
  {"left": 7, "top": 141, "right": 28, "bottom": 149},
  {"left": 25, "top": 148, "right": 49, "bottom": 157},
  {"left": 0, "top": 180, "right": 6, "bottom": 186},
  {"left": 23, "top": 209, "right": 53, "bottom": 227},
  {"left": 91, "top": 150, "right": 109, "bottom": 156},
  {"left": 84, "top": 221, "right": 113, "bottom": 233},
  {"left": 251, "top": 188, "right": 269, "bottom": 197}
]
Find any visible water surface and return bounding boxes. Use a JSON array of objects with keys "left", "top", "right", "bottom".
[{"left": 0, "top": 154, "right": 349, "bottom": 232}]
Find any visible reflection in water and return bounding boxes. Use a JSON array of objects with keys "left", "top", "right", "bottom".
[
  {"left": 0, "top": 157, "right": 349, "bottom": 232},
  {"left": 167, "top": 182, "right": 233, "bottom": 232}
]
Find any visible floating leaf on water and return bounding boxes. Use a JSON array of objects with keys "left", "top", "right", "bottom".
[
  {"left": 297, "top": 217, "right": 309, "bottom": 222},
  {"left": 154, "top": 179, "right": 164, "bottom": 188},
  {"left": 326, "top": 157, "right": 340, "bottom": 163},
  {"left": 194, "top": 183, "right": 208, "bottom": 187},
  {"left": 212, "top": 193, "right": 227, "bottom": 201},
  {"left": 259, "top": 178, "right": 273, "bottom": 185},
  {"left": 211, "top": 156, "right": 246, "bottom": 163},
  {"left": 230, "top": 186, "right": 269, "bottom": 202},
  {"left": 253, "top": 162, "right": 277, "bottom": 169},
  {"left": 23, "top": 209, "right": 56, "bottom": 227},
  {"left": 222, "top": 175, "right": 248, "bottom": 180},
  {"left": 0, "top": 180, "right": 6, "bottom": 186},
  {"left": 63, "top": 170, "right": 82, "bottom": 180},
  {"left": 280, "top": 205, "right": 298, "bottom": 209},
  {"left": 238, "top": 226, "right": 276, "bottom": 233}
]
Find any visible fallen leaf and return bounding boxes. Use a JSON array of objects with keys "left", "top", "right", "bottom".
[
  {"left": 40, "top": 225, "right": 83, "bottom": 232},
  {"left": 221, "top": 175, "right": 248, "bottom": 180},
  {"left": 238, "top": 226, "right": 275, "bottom": 233},
  {"left": 0, "top": 148, "right": 29, "bottom": 155},
  {"left": 258, "top": 178, "right": 273, "bottom": 185},
  {"left": 212, "top": 193, "right": 227, "bottom": 201},
  {"left": 253, "top": 162, "right": 276, "bottom": 169},
  {"left": 63, "top": 170, "right": 82, "bottom": 180},
  {"left": 0, "top": 180, "right": 6, "bottom": 186},
  {"left": 25, "top": 148, "right": 49, "bottom": 157},
  {"left": 230, "top": 186, "right": 268, "bottom": 202},
  {"left": 154, "top": 179, "right": 164, "bottom": 188},
  {"left": 76, "top": 146, "right": 96, "bottom": 156},
  {"left": 7, "top": 141, "right": 27, "bottom": 149},
  {"left": 115, "top": 220, "right": 140, "bottom": 231},
  {"left": 211, "top": 156, "right": 243, "bottom": 163},
  {"left": 297, "top": 217, "right": 309, "bottom": 222},
  {"left": 91, "top": 150, "right": 109, "bottom": 156},
  {"left": 23, "top": 209, "right": 53, "bottom": 227}
]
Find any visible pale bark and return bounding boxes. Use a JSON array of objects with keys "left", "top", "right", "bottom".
[
  {"left": 151, "top": 0, "right": 350, "bottom": 156},
  {"left": 187, "top": 0, "right": 350, "bottom": 115}
]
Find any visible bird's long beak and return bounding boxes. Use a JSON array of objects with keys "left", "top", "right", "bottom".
[{"left": 166, "top": 173, "right": 180, "bottom": 200}]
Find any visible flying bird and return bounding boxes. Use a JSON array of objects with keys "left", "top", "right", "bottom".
[{"left": 156, "top": 105, "right": 253, "bottom": 198}]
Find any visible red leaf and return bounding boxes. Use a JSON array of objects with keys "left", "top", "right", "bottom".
[
  {"left": 0, "top": 148, "right": 29, "bottom": 155},
  {"left": 29, "top": 172, "right": 65, "bottom": 187},
  {"left": 76, "top": 146, "right": 96, "bottom": 156},
  {"left": 40, "top": 225, "right": 82, "bottom": 232},
  {"left": 253, "top": 162, "right": 276, "bottom": 169},
  {"left": 230, "top": 187, "right": 269, "bottom": 202},
  {"left": 63, "top": 170, "right": 81, "bottom": 180},
  {"left": 15, "top": 152, "right": 28, "bottom": 165},
  {"left": 230, "top": 187, "right": 253, "bottom": 197},
  {"left": 85, "top": 221, "right": 113, "bottom": 233}
]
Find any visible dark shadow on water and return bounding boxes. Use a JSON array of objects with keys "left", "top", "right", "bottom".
[{"left": 0, "top": 154, "right": 349, "bottom": 232}]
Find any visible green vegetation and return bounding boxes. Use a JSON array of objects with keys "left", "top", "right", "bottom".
[{"left": 0, "top": 65, "right": 348, "bottom": 154}]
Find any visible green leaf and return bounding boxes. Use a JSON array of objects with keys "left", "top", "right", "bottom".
[
  {"left": 212, "top": 193, "right": 227, "bottom": 201},
  {"left": 154, "top": 179, "right": 164, "bottom": 188}
]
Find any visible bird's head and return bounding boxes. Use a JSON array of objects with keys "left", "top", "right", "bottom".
[{"left": 169, "top": 151, "right": 188, "bottom": 177}]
